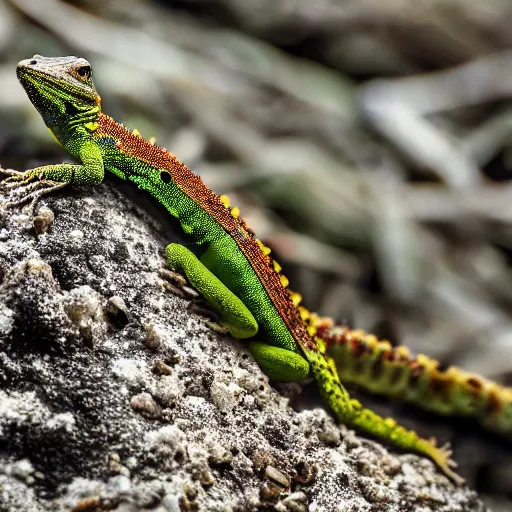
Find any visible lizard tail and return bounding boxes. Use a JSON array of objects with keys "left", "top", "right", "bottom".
[
  {"left": 348, "top": 402, "right": 465, "bottom": 484},
  {"left": 316, "top": 322, "right": 512, "bottom": 436},
  {"left": 306, "top": 341, "right": 464, "bottom": 483}
]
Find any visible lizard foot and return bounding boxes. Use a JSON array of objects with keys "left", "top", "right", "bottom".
[
  {"left": 0, "top": 167, "right": 68, "bottom": 214},
  {"left": 1, "top": 167, "right": 42, "bottom": 189},
  {"left": 425, "top": 439, "right": 465, "bottom": 485},
  {"left": 187, "top": 302, "right": 228, "bottom": 334},
  {"left": 159, "top": 268, "right": 199, "bottom": 299},
  {"left": 159, "top": 267, "right": 228, "bottom": 333}
]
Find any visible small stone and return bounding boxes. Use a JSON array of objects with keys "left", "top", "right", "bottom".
[
  {"left": 260, "top": 481, "right": 285, "bottom": 501},
  {"left": 210, "top": 379, "right": 243, "bottom": 412},
  {"left": 146, "top": 425, "right": 187, "bottom": 463},
  {"left": 106, "top": 474, "right": 131, "bottom": 495},
  {"left": 144, "top": 323, "right": 163, "bottom": 351},
  {"left": 33, "top": 207, "right": 54, "bottom": 234},
  {"left": 153, "top": 373, "right": 185, "bottom": 407},
  {"left": 107, "top": 452, "right": 130, "bottom": 477},
  {"left": 280, "top": 491, "right": 307, "bottom": 512},
  {"left": 161, "top": 494, "right": 181, "bottom": 512},
  {"left": 71, "top": 496, "right": 102, "bottom": 512},
  {"left": 207, "top": 444, "right": 233, "bottom": 468},
  {"left": 8, "top": 458, "right": 34, "bottom": 481},
  {"left": 70, "top": 229, "right": 84, "bottom": 239},
  {"left": 105, "top": 295, "right": 130, "bottom": 328},
  {"left": 130, "top": 392, "right": 162, "bottom": 419},
  {"left": 112, "top": 359, "right": 146, "bottom": 389},
  {"left": 153, "top": 359, "right": 173, "bottom": 375},
  {"left": 265, "top": 465, "right": 290, "bottom": 489}
]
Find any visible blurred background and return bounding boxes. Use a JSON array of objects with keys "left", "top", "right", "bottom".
[{"left": 0, "top": 0, "right": 511, "bottom": 507}]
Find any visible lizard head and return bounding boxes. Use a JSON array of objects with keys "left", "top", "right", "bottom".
[{"left": 17, "top": 55, "right": 101, "bottom": 130}]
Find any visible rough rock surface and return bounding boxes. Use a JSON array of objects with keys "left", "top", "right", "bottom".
[{"left": 0, "top": 181, "right": 488, "bottom": 511}]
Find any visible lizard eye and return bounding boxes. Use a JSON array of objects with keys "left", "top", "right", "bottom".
[{"left": 76, "top": 65, "right": 91, "bottom": 80}]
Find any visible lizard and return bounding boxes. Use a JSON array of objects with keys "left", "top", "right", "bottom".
[{"left": 3, "top": 54, "right": 497, "bottom": 486}]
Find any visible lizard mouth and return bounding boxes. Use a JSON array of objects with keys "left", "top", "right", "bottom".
[{"left": 16, "top": 57, "right": 49, "bottom": 84}]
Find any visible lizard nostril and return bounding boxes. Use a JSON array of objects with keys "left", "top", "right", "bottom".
[{"left": 29, "top": 60, "right": 37, "bottom": 65}]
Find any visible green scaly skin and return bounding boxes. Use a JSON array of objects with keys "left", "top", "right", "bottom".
[{"left": 1, "top": 55, "right": 464, "bottom": 484}]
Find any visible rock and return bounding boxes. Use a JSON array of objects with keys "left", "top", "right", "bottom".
[{"left": 0, "top": 185, "right": 488, "bottom": 511}]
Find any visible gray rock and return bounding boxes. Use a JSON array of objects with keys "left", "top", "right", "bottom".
[{"left": 0, "top": 183, "right": 488, "bottom": 511}]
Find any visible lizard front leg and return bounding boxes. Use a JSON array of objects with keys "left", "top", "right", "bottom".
[
  {"left": 1, "top": 138, "right": 104, "bottom": 210},
  {"left": 165, "top": 243, "right": 259, "bottom": 339}
]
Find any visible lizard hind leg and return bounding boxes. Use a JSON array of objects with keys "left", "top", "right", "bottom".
[
  {"left": 165, "top": 243, "right": 258, "bottom": 340},
  {"left": 249, "top": 341, "right": 310, "bottom": 381},
  {"left": 163, "top": 245, "right": 310, "bottom": 381}
]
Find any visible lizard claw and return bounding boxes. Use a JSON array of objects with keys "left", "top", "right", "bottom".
[
  {"left": 0, "top": 165, "right": 68, "bottom": 214},
  {"left": 0, "top": 167, "right": 25, "bottom": 178},
  {"left": 428, "top": 439, "right": 464, "bottom": 484},
  {"left": 439, "top": 442, "right": 457, "bottom": 467},
  {"left": 159, "top": 268, "right": 199, "bottom": 299},
  {"left": 0, "top": 167, "right": 39, "bottom": 187}
]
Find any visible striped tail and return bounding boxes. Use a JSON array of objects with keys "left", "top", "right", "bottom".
[
  {"left": 305, "top": 340, "right": 464, "bottom": 483},
  {"left": 316, "top": 322, "right": 512, "bottom": 436}
]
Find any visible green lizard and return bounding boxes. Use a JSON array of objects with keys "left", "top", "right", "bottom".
[{"left": 4, "top": 54, "right": 500, "bottom": 485}]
